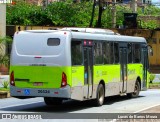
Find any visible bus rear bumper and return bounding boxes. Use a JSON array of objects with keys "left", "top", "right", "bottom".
[{"left": 10, "top": 85, "right": 71, "bottom": 99}]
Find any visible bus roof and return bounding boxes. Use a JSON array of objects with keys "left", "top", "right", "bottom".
[
  {"left": 16, "top": 28, "right": 146, "bottom": 43},
  {"left": 71, "top": 32, "right": 146, "bottom": 43}
]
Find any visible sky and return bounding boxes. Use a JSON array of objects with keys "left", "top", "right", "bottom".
[{"left": 152, "top": 0, "right": 160, "bottom": 3}]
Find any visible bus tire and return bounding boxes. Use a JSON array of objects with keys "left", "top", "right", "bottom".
[
  {"left": 127, "top": 80, "right": 140, "bottom": 98},
  {"left": 94, "top": 84, "right": 105, "bottom": 106},
  {"left": 44, "top": 97, "right": 63, "bottom": 106}
]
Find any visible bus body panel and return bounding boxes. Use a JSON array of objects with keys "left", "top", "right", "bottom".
[
  {"left": 10, "top": 66, "right": 72, "bottom": 88},
  {"left": 92, "top": 64, "right": 143, "bottom": 97},
  {"left": 10, "top": 30, "right": 72, "bottom": 99},
  {"left": 71, "top": 66, "right": 84, "bottom": 87},
  {"left": 11, "top": 31, "right": 71, "bottom": 66},
  {"left": 70, "top": 66, "right": 84, "bottom": 100}
]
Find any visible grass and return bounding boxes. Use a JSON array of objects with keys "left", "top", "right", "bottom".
[
  {"left": 149, "top": 82, "right": 160, "bottom": 89},
  {"left": 0, "top": 87, "right": 9, "bottom": 92}
]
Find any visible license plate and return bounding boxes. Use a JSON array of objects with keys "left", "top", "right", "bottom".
[{"left": 33, "top": 82, "right": 43, "bottom": 86}]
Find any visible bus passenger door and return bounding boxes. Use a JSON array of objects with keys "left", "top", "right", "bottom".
[
  {"left": 83, "top": 45, "right": 93, "bottom": 99},
  {"left": 141, "top": 45, "right": 148, "bottom": 90},
  {"left": 120, "top": 47, "right": 127, "bottom": 94}
]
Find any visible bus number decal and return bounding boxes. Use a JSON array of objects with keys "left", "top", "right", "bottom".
[{"left": 38, "top": 90, "right": 50, "bottom": 94}]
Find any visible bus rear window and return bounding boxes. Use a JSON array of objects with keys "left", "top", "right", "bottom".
[{"left": 47, "top": 38, "right": 60, "bottom": 46}]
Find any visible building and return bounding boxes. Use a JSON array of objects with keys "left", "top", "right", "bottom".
[{"left": 25, "top": 0, "right": 59, "bottom": 5}]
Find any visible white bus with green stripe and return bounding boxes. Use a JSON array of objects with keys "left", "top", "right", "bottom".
[{"left": 10, "top": 28, "right": 151, "bottom": 106}]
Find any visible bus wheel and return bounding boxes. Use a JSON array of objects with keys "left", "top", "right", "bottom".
[
  {"left": 44, "top": 97, "right": 63, "bottom": 106},
  {"left": 127, "top": 81, "right": 140, "bottom": 98},
  {"left": 95, "top": 84, "right": 105, "bottom": 106}
]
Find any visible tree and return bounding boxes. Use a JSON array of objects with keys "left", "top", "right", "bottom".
[
  {"left": 89, "top": 0, "right": 96, "bottom": 27},
  {"left": 97, "top": 0, "right": 103, "bottom": 27},
  {"left": 6, "top": 2, "right": 160, "bottom": 29}
]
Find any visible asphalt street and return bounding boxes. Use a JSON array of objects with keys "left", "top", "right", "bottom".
[{"left": 0, "top": 89, "right": 159, "bottom": 122}]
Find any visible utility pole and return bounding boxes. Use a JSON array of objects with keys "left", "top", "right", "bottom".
[
  {"left": 89, "top": 0, "right": 96, "bottom": 27},
  {"left": 130, "top": 0, "right": 137, "bottom": 13},
  {"left": 0, "top": 4, "right": 6, "bottom": 55},
  {"left": 112, "top": 0, "right": 116, "bottom": 28},
  {"left": 0, "top": 4, "right": 6, "bottom": 37},
  {"left": 97, "top": 0, "right": 103, "bottom": 27},
  {"left": 42, "top": 0, "right": 48, "bottom": 8}
]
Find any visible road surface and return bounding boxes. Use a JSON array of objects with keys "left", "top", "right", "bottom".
[{"left": 0, "top": 89, "right": 159, "bottom": 121}]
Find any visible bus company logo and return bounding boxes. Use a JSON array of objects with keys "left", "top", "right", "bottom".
[{"left": 0, "top": 0, "right": 12, "bottom": 3}]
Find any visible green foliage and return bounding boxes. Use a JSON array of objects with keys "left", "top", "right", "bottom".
[
  {"left": 0, "top": 87, "right": 9, "bottom": 91},
  {"left": 141, "top": 20, "right": 159, "bottom": 29},
  {"left": 138, "top": 6, "right": 160, "bottom": 16},
  {"left": 46, "top": 2, "right": 77, "bottom": 26},
  {"left": 101, "top": 5, "right": 132, "bottom": 28},
  {"left": 101, "top": 6, "right": 112, "bottom": 28},
  {"left": 1, "top": 81, "right": 9, "bottom": 89},
  {"left": 7, "top": 2, "right": 93, "bottom": 27},
  {"left": 7, "top": 2, "right": 48, "bottom": 25}
]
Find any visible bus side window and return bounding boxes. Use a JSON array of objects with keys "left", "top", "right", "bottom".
[
  {"left": 103, "top": 42, "right": 108, "bottom": 64},
  {"left": 133, "top": 44, "right": 141, "bottom": 63},
  {"left": 71, "top": 41, "right": 83, "bottom": 65},
  {"left": 103, "top": 42, "right": 113, "bottom": 64},
  {"left": 94, "top": 42, "right": 103, "bottom": 64},
  {"left": 110, "top": 42, "right": 114, "bottom": 64},
  {"left": 114, "top": 43, "right": 119, "bottom": 64},
  {"left": 128, "top": 43, "right": 132, "bottom": 63}
]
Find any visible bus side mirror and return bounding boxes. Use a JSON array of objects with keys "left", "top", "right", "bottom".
[{"left": 148, "top": 45, "right": 153, "bottom": 56}]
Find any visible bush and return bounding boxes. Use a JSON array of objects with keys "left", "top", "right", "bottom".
[{"left": 141, "top": 20, "right": 159, "bottom": 29}]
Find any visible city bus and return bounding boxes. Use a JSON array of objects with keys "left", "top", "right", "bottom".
[{"left": 10, "top": 28, "right": 151, "bottom": 106}]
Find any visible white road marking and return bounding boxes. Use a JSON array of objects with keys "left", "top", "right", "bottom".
[{"left": 134, "top": 103, "right": 160, "bottom": 113}]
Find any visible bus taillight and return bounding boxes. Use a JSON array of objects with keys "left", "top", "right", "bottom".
[
  {"left": 10, "top": 71, "right": 15, "bottom": 86},
  {"left": 61, "top": 72, "right": 67, "bottom": 87}
]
